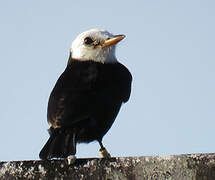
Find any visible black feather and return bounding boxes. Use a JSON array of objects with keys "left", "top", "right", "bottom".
[{"left": 39, "top": 59, "right": 132, "bottom": 159}]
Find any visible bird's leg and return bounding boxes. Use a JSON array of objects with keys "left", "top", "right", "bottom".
[
  {"left": 98, "top": 140, "right": 111, "bottom": 158},
  {"left": 67, "top": 130, "right": 77, "bottom": 165}
]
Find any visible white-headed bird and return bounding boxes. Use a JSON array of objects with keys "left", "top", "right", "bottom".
[{"left": 39, "top": 29, "right": 132, "bottom": 162}]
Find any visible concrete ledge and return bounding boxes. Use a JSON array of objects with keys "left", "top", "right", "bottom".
[{"left": 1, "top": 153, "right": 215, "bottom": 179}]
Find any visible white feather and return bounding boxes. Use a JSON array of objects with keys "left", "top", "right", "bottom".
[{"left": 71, "top": 29, "right": 118, "bottom": 63}]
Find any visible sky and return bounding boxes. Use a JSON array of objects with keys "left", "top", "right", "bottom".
[{"left": 0, "top": 0, "right": 215, "bottom": 161}]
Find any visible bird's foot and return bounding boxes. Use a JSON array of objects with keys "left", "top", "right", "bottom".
[
  {"left": 99, "top": 147, "right": 111, "bottom": 158},
  {"left": 67, "top": 155, "right": 76, "bottom": 165}
]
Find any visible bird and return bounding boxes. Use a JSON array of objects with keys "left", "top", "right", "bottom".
[{"left": 39, "top": 29, "right": 132, "bottom": 162}]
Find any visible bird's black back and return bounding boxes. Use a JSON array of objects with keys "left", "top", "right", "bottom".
[{"left": 47, "top": 59, "right": 132, "bottom": 142}]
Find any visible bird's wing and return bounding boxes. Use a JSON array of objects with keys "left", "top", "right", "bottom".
[
  {"left": 119, "top": 63, "right": 132, "bottom": 103},
  {"left": 47, "top": 61, "right": 132, "bottom": 129},
  {"left": 47, "top": 62, "right": 98, "bottom": 128},
  {"left": 109, "top": 62, "right": 132, "bottom": 103}
]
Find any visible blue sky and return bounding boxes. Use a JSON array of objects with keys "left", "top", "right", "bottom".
[{"left": 0, "top": 0, "right": 215, "bottom": 161}]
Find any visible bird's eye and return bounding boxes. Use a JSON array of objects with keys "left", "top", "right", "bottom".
[{"left": 84, "top": 37, "right": 94, "bottom": 45}]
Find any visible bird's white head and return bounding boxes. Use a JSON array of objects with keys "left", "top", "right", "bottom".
[{"left": 70, "top": 29, "right": 125, "bottom": 64}]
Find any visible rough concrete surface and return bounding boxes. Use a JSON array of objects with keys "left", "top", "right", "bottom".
[{"left": 1, "top": 153, "right": 215, "bottom": 180}]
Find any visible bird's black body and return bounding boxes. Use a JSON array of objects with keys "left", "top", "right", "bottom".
[{"left": 39, "top": 57, "right": 132, "bottom": 160}]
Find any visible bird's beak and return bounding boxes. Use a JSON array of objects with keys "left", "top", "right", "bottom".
[{"left": 103, "top": 34, "right": 125, "bottom": 47}]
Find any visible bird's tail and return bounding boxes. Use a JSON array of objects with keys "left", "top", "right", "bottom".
[{"left": 39, "top": 128, "right": 76, "bottom": 160}]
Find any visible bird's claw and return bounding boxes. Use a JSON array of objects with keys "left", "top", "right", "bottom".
[
  {"left": 99, "top": 147, "right": 111, "bottom": 158},
  {"left": 67, "top": 155, "right": 76, "bottom": 165}
]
